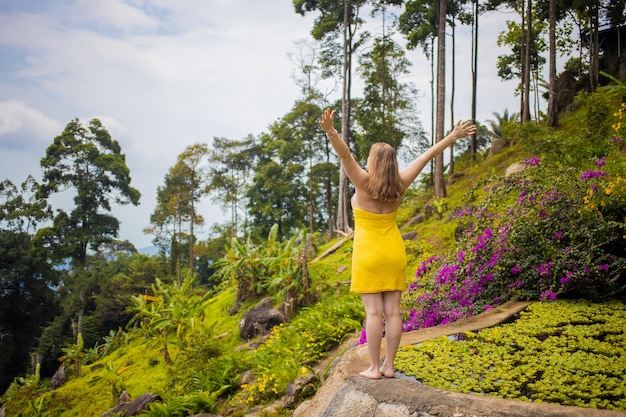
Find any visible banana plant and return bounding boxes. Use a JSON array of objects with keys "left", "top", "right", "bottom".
[
  {"left": 59, "top": 333, "right": 85, "bottom": 376},
  {"left": 126, "top": 274, "right": 212, "bottom": 365}
]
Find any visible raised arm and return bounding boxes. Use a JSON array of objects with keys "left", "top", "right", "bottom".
[
  {"left": 319, "top": 108, "right": 368, "bottom": 188},
  {"left": 400, "top": 120, "right": 476, "bottom": 188}
]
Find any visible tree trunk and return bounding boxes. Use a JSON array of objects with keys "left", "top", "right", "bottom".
[
  {"left": 434, "top": 0, "right": 447, "bottom": 198},
  {"left": 522, "top": 0, "right": 532, "bottom": 123},
  {"left": 547, "top": 0, "right": 558, "bottom": 127},
  {"left": 589, "top": 3, "right": 600, "bottom": 91},
  {"left": 430, "top": 38, "right": 435, "bottom": 186},
  {"left": 77, "top": 287, "right": 85, "bottom": 336},
  {"left": 337, "top": 0, "right": 352, "bottom": 234},
  {"left": 325, "top": 140, "right": 334, "bottom": 237},
  {"left": 189, "top": 191, "right": 194, "bottom": 282},
  {"left": 471, "top": 0, "right": 478, "bottom": 160},
  {"left": 449, "top": 18, "right": 456, "bottom": 175}
]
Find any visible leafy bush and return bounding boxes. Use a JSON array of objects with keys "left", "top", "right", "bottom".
[
  {"left": 212, "top": 225, "right": 310, "bottom": 306},
  {"left": 234, "top": 294, "right": 364, "bottom": 407}
]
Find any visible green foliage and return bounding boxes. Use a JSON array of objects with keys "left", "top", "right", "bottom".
[
  {"left": 0, "top": 228, "right": 60, "bottom": 391},
  {"left": 354, "top": 33, "right": 422, "bottom": 161},
  {"left": 126, "top": 274, "right": 213, "bottom": 365},
  {"left": 395, "top": 300, "right": 626, "bottom": 410},
  {"left": 235, "top": 294, "right": 364, "bottom": 407},
  {"left": 88, "top": 361, "right": 131, "bottom": 402},
  {"left": 37, "top": 118, "right": 140, "bottom": 265},
  {"left": 143, "top": 391, "right": 221, "bottom": 416},
  {"left": 212, "top": 225, "right": 309, "bottom": 305},
  {"left": 59, "top": 334, "right": 85, "bottom": 377}
]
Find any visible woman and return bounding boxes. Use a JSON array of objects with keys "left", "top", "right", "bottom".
[{"left": 319, "top": 108, "right": 476, "bottom": 379}]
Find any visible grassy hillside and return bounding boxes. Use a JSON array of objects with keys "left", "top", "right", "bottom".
[{"left": 2, "top": 87, "right": 626, "bottom": 416}]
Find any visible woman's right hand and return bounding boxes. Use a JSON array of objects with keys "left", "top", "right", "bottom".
[{"left": 319, "top": 108, "right": 336, "bottom": 133}]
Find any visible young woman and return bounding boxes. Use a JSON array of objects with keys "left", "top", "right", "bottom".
[{"left": 319, "top": 108, "right": 476, "bottom": 379}]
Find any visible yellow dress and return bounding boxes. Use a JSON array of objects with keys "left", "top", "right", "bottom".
[{"left": 351, "top": 207, "right": 407, "bottom": 293}]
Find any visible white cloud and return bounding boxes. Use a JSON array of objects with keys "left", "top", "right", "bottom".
[
  {"left": 69, "top": 0, "right": 159, "bottom": 31},
  {"left": 0, "top": 100, "right": 63, "bottom": 146},
  {"left": 0, "top": 1, "right": 527, "bottom": 248}
]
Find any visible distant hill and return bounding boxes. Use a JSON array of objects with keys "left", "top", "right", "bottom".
[{"left": 138, "top": 246, "right": 159, "bottom": 255}]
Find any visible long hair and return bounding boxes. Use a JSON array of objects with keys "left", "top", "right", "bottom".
[{"left": 365, "top": 142, "right": 404, "bottom": 202}]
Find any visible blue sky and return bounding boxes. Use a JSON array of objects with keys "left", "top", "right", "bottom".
[{"left": 0, "top": 0, "right": 521, "bottom": 248}]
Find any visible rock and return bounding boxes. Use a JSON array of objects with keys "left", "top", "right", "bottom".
[
  {"left": 454, "top": 222, "right": 474, "bottom": 242},
  {"left": 100, "top": 391, "right": 161, "bottom": 417},
  {"left": 239, "top": 298, "right": 286, "bottom": 340},
  {"left": 447, "top": 172, "right": 465, "bottom": 185},
  {"left": 49, "top": 365, "right": 68, "bottom": 390},
  {"left": 401, "top": 231, "right": 417, "bottom": 241},
  {"left": 488, "top": 137, "right": 507, "bottom": 157},
  {"left": 505, "top": 161, "right": 526, "bottom": 177},
  {"left": 285, "top": 374, "right": 319, "bottom": 409}
]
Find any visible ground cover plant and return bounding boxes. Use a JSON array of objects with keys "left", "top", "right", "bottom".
[{"left": 395, "top": 300, "right": 626, "bottom": 410}]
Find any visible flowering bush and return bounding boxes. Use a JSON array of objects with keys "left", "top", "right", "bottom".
[{"left": 401, "top": 113, "right": 626, "bottom": 331}]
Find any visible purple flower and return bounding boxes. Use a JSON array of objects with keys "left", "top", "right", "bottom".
[
  {"left": 595, "top": 157, "right": 606, "bottom": 167},
  {"left": 560, "top": 271, "right": 573, "bottom": 285},
  {"left": 553, "top": 231, "right": 564, "bottom": 240},
  {"left": 580, "top": 170, "right": 608, "bottom": 180},
  {"left": 472, "top": 228, "right": 493, "bottom": 253},
  {"left": 358, "top": 328, "right": 367, "bottom": 344},
  {"left": 540, "top": 290, "right": 557, "bottom": 301},
  {"left": 536, "top": 262, "right": 552, "bottom": 278},
  {"left": 484, "top": 304, "right": 494, "bottom": 311},
  {"left": 511, "top": 265, "right": 522, "bottom": 275},
  {"left": 597, "top": 264, "right": 609, "bottom": 272},
  {"left": 523, "top": 157, "right": 541, "bottom": 167}
]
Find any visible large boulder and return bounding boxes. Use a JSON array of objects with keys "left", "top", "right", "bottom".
[
  {"left": 100, "top": 391, "right": 161, "bottom": 417},
  {"left": 49, "top": 364, "right": 68, "bottom": 390},
  {"left": 239, "top": 298, "right": 286, "bottom": 340}
]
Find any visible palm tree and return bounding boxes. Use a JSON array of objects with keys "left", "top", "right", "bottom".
[{"left": 486, "top": 109, "right": 520, "bottom": 145}]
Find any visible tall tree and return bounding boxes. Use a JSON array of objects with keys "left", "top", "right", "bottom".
[
  {"left": 433, "top": 0, "right": 447, "bottom": 197},
  {"left": 247, "top": 139, "right": 308, "bottom": 238},
  {"left": 495, "top": 6, "right": 547, "bottom": 122},
  {"left": 147, "top": 144, "right": 209, "bottom": 286},
  {"left": 355, "top": 32, "right": 421, "bottom": 160},
  {"left": 399, "top": 0, "right": 469, "bottom": 197},
  {"left": 546, "top": 0, "right": 558, "bottom": 126},
  {"left": 207, "top": 136, "right": 259, "bottom": 238},
  {"left": 0, "top": 178, "right": 58, "bottom": 392},
  {"left": 38, "top": 118, "right": 140, "bottom": 335},
  {"left": 288, "top": 40, "right": 338, "bottom": 236},
  {"left": 294, "top": 0, "right": 369, "bottom": 234}
]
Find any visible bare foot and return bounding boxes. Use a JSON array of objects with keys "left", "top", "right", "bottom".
[
  {"left": 359, "top": 367, "right": 382, "bottom": 379},
  {"left": 379, "top": 361, "right": 396, "bottom": 378}
]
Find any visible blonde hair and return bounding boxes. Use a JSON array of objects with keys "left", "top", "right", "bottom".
[{"left": 365, "top": 142, "right": 404, "bottom": 202}]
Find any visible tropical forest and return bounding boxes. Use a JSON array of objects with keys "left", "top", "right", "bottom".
[{"left": 1, "top": 0, "right": 625, "bottom": 416}]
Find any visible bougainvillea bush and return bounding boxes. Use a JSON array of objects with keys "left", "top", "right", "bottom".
[{"left": 401, "top": 110, "right": 626, "bottom": 333}]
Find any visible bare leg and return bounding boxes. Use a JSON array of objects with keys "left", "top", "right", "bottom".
[
  {"left": 359, "top": 293, "right": 383, "bottom": 379},
  {"left": 380, "top": 291, "right": 402, "bottom": 378}
]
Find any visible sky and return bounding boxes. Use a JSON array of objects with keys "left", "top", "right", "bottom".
[{"left": 0, "top": 0, "right": 524, "bottom": 249}]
